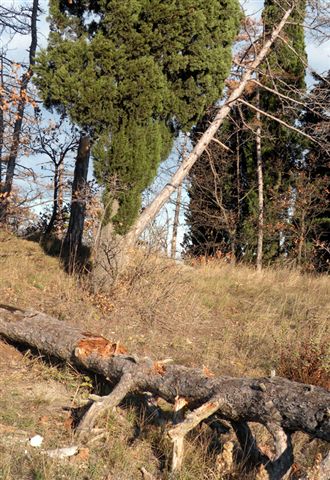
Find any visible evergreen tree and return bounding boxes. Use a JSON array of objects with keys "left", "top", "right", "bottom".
[
  {"left": 34, "top": 0, "right": 241, "bottom": 237},
  {"left": 183, "top": 102, "right": 256, "bottom": 261},
  {"left": 299, "top": 71, "right": 330, "bottom": 271},
  {"left": 259, "top": 0, "right": 306, "bottom": 261},
  {"left": 184, "top": 1, "right": 307, "bottom": 264}
]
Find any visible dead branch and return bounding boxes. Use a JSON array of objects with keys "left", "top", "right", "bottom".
[{"left": 237, "top": 98, "right": 327, "bottom": 150}]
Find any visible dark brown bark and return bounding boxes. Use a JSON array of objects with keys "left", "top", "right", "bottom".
[
  {"left": 63, "top": 133, "right": 90, "bottom": 267},
  {"left": 45, "top": 157, "right": 65, "bottom": 235},
  {"left": 0, "top": 54, "right": 4, "bottom": 186},
  {"left": 45, "top": 162, "right": 60, "bottom": 235},
  {"left": 0, "top": 304, "right": 329, "bottom": 479}
]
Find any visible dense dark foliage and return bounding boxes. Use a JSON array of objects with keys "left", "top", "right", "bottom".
[{"left": 34, "top": 0, "right": 241, "bottom": 234}]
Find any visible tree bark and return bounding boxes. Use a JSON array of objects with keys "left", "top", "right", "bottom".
[
  {"left": 45, "top": 156, "right": 65, "bottom": 235},
  {"left": 45, "top": 162, "right": 60, "bottom": 235},
  {"left": 256, "top": 86, "right": 264, "bottom": 272},
  {"left": 0, "top": 53, "right": 4, "bottom": 187},
  {"left": 297, "top": 212, "right": 306, "bottom": 267},
  {"left": 0, "top": 304, "right": 329, "bottom": 479},
  {"left": 170, "top": 183, "right": 183, "bottom": 259},
  {"left": 121, "top": 5, "right": 295, "bottom": 250},
  {"left": 63, "top": 133, "right": 90, "bottom": 269}
]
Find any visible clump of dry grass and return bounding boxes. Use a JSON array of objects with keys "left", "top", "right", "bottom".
[{"left": 277, "top": 337, "right": 330, "bottom": 389}]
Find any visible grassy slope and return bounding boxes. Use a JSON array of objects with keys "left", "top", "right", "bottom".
[{"left": 0, "top": 231, "right": 329, "bottom": 479}]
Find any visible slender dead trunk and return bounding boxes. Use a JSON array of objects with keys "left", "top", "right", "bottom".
[
  {"left": 256, "top": 86, "right": 264, "bottom": 273},
  {"left": 58, "top": 159, "right": 64, "bottom": 213},
  {"left": 170, "top": 183, "right": 183, "bottom": 259},
  {"left": 45, "top": 156, "right": 65, "bottom": 235},
  {"left": 122, "top": 5, "right": 295, "bottom": 250},
  {"left": 236, "top": 130, "right": 241, "bottom": 226},
  {"left": 57, "top": 158, "right": 65, "bottom": 229},
  {"left": 297, "top": 212, "right": 306, "bottom": 267},
  {"left": 0, "top": 0, "right": 38, "bottom": 217},
  {"left": 45, "top": 163, "right": 60, "bottom": 235},
  {"left": 63, "top": 133, "right": 90, "bottom": 268},
  {"left": 0, "top": 53, "right": 4, "bottom": 187}
]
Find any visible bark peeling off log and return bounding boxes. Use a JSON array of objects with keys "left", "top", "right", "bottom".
[{"left": 0, "top": 305, "right": 329, "bottom": 478}]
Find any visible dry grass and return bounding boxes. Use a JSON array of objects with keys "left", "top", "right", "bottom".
[
  {"left": 0, "top": 231, "right": 329, "bottom": 479},
  {"left": 107, "top": 252, "right": 329, "bottom": 380}
]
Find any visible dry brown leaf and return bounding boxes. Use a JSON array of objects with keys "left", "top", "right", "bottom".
[
  {"left": 70, "top": 447, "right": 90, "bottom": 463},
  {"left": 38, "top": 415, "right": 50, "bottom": 425},
  {"left": 203, "top": 365, "right": 215, "bottom": 378}
]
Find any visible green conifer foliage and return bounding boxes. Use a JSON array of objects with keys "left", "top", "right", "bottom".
[
  {"left": 34, "top": 0, "right": 241, "bottom": 233},
  {"left": 185, "top": 1, "right": 307, "bottom": 263},
  {"left": 300, "top": 72, "right": 330, "bottom": 271},
  {"left": 259, "top": 0, "right": 307, "bottom": 261}
]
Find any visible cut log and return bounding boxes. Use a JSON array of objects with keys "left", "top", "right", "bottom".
[{"left": 0, "top": 305, "right": 329, "bottom": 479}]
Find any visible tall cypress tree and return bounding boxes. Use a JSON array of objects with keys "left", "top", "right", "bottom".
[
  {"left": 34, "top": 0, "right": 241, "bottom": 239},
  {"left": 299, "top": 71, "right": 330, "bottom": 271},
  {"left": 259, "top": 0, "right": 306, "bottom": 261}
]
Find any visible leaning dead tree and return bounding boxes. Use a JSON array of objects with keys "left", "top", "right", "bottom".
[{"left": 0, "top": 305, "right": 329, "bottom": 479}]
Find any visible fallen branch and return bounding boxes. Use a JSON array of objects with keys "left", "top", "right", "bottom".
[{"left": 0, "top": 305, "right": 329, "bottom": 479}]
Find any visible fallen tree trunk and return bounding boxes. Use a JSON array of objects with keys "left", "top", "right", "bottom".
[{"left": 0, "top": 304, "right": 329, "bottom": 479}]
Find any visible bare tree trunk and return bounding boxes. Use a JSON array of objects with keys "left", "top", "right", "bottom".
[
  {"left": 58, "top": 159, "right": 64, "bottom": 213},
  {"left": 236, "top": 130, "right": 241, "bottom": 227},
  {"left": 170, "top": 183, "right": 183, "bottom": 259},
  {"left": 0, "top": 0, "right": 38, "bottom": 220},
  {"left": 57, "top": 158, "right": 64, "bottom": 228},
  {"left": 45, "top": 156, "right": 65, "bottom": 235},
  {"left": 121, "top": 5, "right": 295, "bottom": 251},
  {"left": 45, "top": 164, "right": 60, "bottom": 235},
  {"left": 297, "top": 212, "right": 306, "bottom": 267},
  {"left": 231, "top": 130, "right": 241, "bottom": 263},
  {"left": 63, "top": 133, "right": 90, "bottom": 269},
  {"left": 0, "top": 304, "right": 329, "bottom": 480},
  {"left": 256, "top": 87, "right": 264, "bottom": 273},
  {"left": 0, "top": 53, "right": 4, "bottom": 187}
]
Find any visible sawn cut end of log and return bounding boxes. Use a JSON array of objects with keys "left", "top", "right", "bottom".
[{"left": 0, "top": 304, "right": 329, "bottom": 479}]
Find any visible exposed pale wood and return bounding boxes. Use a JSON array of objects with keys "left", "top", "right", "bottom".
[
  {"left": 140, "top": 466, "right": 157, "bottom": 480},
  {"left": 319, "top": 451, "right": 330, "bottom": 480},
  {"left": 266, "top": 423, "right": 293, "bottom": 480},
  {"left": 76, "top": 372, "right": 136, "bottom": 436},
  {"left": 169, "top": 398, "right": 222, "bottom": 472}
]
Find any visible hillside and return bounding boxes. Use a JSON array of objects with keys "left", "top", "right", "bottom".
[{"left": 0, "top": 231, "right": 329, "bottom": 479}]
